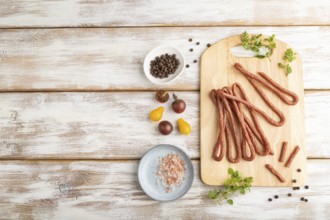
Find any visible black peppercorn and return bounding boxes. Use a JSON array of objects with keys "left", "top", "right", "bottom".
[
  {"left": 196, "top": 42, "right": 200, "bottom": 45},
  {"left": 207, "top": 43, "right": 211, "bottom": 47},
  {"left": 288, "top": 193, "right": 292, "bottom": 197},
  {"left": 193, "top": 60, "right": 197, "bottom": 63},
  {"left": 301, "top": 197, "right": 305, "bottom": 201},
  {"left": 297, "top": 169, "right": 302, "bottom": 172},
  {"left": 268, "top": 198, "right": 272, "bottom": 202},
  {"left": 305, "top": 185, "right": 309, "bottom": 189},
  {"left": 189, "top": 48, "right": 193, "bottom": 52},
  {"left": 149, "top": 54, "right": 180, "bottom": 79},
  {"left": 293, "top": 187, "right": 296, "bottom": 190},
  {"left": 297, "top": 187, "right": 300, "bottom": 190},
  {"left": 274, "top": 195, "right": 279, "bottom": 199},
  {"left": 189, "top": 38, "right": 192, "bottom": 42},
  {"left": 292, "top": 179, "right": 297, "bottom": 183},
  {"left": 186, "top": 64, "right": 190, "bottom": 68},
  {"left": 305, "top": 199, "right": 308, "bottom": 202}
]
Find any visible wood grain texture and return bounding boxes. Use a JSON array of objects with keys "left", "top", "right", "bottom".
[
  {"left": 0, "top": 0, "right": 330, "bottom": 27},
  {"left": 200, "top": 35, "right": 305, "bottom": 186},
  {"left": 0, "top": 91, "right": 328, "bottom": 159},
  {"left": 0, "top": 27, "right": 330, "bottom": 91},
  {"left": 0, "top": 160, "right": 329, "bottom": 220}
]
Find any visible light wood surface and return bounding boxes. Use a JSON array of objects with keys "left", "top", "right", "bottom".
[
  {"left": 0, "top": 91, "right": 328, "bottom": 160},
  {"left": 1, "top": 0, "right": 330, "bottom": 219},
  {"left": 200, "top": 36, "right": 305, "bottom": 186},
  {"left": 0, "top": 0, "right": 330, "bottom": 27},
  {"left": 0, "top": 27, "right": 330, "bottom": 91},
  {"left": 0, "top": 160, "right": 329, "bottom": 220}
]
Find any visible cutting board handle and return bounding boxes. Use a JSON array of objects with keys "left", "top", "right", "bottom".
[
  {"left": 223, "top": 35, "right": 242, "bottom": 59},
  {"left": 219, "top": 35, "right": 276, "bottom": 60}
]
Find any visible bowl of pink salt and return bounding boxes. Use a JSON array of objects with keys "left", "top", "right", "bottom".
[{"left": 138, "top": 144, "right": 194, "bottom": 202}]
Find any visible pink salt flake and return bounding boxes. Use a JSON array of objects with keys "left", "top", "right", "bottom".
[{"left": 156, "top": 153, "right": 186, "bottom": 193}]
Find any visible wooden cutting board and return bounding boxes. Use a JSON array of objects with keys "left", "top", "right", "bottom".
[{"left": 200, "top": 35, "right": 306, "bottom": 186}]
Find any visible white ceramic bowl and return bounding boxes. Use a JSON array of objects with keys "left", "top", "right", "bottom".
[{"left": 143, "top": 45, "right": 185, "bottom": 84}]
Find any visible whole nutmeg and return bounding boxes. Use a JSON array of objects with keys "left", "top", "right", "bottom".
[{"left": 155, "top": 90, "right": 169, "bottom": 103}]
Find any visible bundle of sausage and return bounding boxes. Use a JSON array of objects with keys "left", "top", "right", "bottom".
[{"left": 210, "top": 63, "right": 299, "bottom": 163}]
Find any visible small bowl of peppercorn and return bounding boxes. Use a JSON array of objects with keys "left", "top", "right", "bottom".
[{"left": 143, "top": 45, "right": 185, "bottom": 84}]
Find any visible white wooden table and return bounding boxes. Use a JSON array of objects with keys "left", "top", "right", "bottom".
[{"left": 0, "top": 1, "right": 330, "bottom": 219}]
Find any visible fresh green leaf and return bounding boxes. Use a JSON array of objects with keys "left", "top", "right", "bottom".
[
  {"left": 286, "top": 65, "right": 292, "bottom": 74},
  {"left": 208, "top": 168, "right": 253, "bottom": 206},
  {"left": 256, "top": 55, "right": 266, "bottom": 59},
  {"left": 283, "top": 48, "right": 297, "bottom": 62},
  {"left": 240, "top": 31, "right": 276, "bottom": 59},
  {"left": 278, "top": 62, "right": 293, "bottom": 75},
  {"left": 278, "top": 48, "right": 296, "bottom": 76},
  {"left": 208, "top": 190, "right": 220, "bottom": 199}
]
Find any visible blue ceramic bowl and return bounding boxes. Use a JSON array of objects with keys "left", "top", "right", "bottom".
[{"left": 138, "top": 144, "right": 194, "bottom": 202}]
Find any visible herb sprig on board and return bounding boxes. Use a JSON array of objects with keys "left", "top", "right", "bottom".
[
  {"left": 278, "top": 48, "right": 297, "bottom": 75},
  {"left": 208, "top": 168, "right": 253, "bottom": 206},
  {"left": 240, "top": 31, "right": 276, "bottom": 59}
]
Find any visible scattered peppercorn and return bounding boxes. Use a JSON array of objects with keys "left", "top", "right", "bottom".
[
  {"left": 292, "top": 179, "right": 297, "bottom": 183},
  {"left": 189, "top": 48, "right": 193, "bottom": 52},
  {"left": 288, "top": 193, "right": 292, "bottom": 197},
  {"left": 305, "top": 199, "right": 308, "bottom": 202},
  {"left": 207, "top": 43, "right": 211, "bottom": 47},
  {"left": 196, "top": 42, "right": 200, "bottom": 45},
  {"left": 301, "top": 197, "right": 305, "bottom": 201},
  {"left": 293, "top": 187, "right": 296, "bottom": 190},
  {"left": 268, "top": 198, "right": 272, "bottom": 202},
  {"left": 305, "top": 185, "right": 309, "bottom": 189},
  {"left": 189, "top": 38, "right": 192, "bottom": 42},
  {"left": 186, "top": 64, "right": 190, "bottom": 68},
  {"left": 297, "top": 169, "right": 302, "bottom": 172},
  {"left": 155, "top": 90, "right": 169, "bottom": 103},
  {"left": 193, "top": 60, "right": 197, "bottom": 63},
  {"left": 297, "top": 187, "right": 300, "bottom": 190},
  {"left": 274, "top": 195, "right": 279, "bottom": 199}
]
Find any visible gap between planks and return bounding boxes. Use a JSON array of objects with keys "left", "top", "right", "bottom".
[
  {"left": 0, "top": 89, "right": 327, "bottom": 93},
  {"left": 0, "top": 158, "right": 328, "bottom": 162},
  {"left": 1, "top": 24, "right": 330, "bottom": 30}
]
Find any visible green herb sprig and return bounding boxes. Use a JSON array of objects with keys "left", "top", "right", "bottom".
[
  {"left": 240, "top": 31, "right": 276, "bottom": 59},
  {"left": 208, "top": 168, "right": 253, "bottom": 206},
  {"left": 278, "top": 48, "right": 297, "bottom": 75}
]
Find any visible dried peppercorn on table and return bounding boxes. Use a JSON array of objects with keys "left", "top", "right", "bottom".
[{"left": 0, "top": 1, "right": 330, "bottom": 219}]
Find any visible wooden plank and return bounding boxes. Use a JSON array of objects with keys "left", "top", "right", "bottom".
[
  {"left": 0, "top": 0, "right": 330, "bottom": 27},
  {"left": 200, "top": 36, "right": 305, "bottom": 186},
  {"left": 0, "top": 27, "right": 330, "bottom": 91},
  {"left": 0, "top": 160, "right": 329, "bottom": 219},
  {"left": 0, "top": 91, "right": 328, "bottom": 159}
]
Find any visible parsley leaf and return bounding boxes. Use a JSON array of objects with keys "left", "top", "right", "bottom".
[
  {"left": 283, "top": 48, "right": 297, "bottom": 62},
  {"left": 278, "top": 48, "right": 297, "bottom": 75},
  {"left": 208, "top": 168, "right": 253, "bottom": 206},
  {"left": 240, "top": 31, "right": 276, "bottom": 59},
  {"left": 227, "top": 199, "right": 234, "bottom": 205}
]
